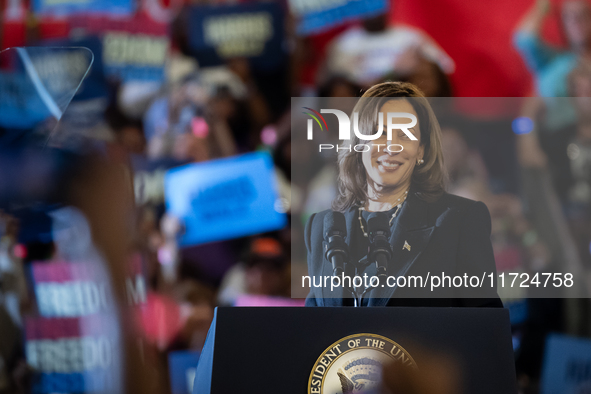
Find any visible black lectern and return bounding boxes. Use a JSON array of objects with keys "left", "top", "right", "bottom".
[{"left": 194, "top": 307, "right": 517, "bottom": 394}]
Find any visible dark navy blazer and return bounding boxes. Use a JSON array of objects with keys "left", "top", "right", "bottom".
[{"left": 304, "top": 190, "right": 503, "bottom": 308}]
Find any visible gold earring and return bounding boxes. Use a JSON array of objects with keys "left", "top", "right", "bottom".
[{"left": 417, "top": 159, "right": 424, "bottom": 165}]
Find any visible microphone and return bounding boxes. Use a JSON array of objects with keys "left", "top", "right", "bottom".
[
  {"left": 367, "top": 212, "right": 393, "bottom": 282},
  {"left": 323, "top": 211, "right": 349, "bottom": 276}
]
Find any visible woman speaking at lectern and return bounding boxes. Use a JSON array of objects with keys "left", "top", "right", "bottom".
[{"left": 304, "top": 82, "right": 502, "bottom": 308}]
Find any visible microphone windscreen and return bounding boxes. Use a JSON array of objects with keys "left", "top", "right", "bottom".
[
  {"left": 367, "top": 212, "right": 390, "bottom": 235},
  {"left": 323, "top": 211, "right": 347, "bottom": 240}
]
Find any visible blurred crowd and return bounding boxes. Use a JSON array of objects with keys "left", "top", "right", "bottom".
[{"left": 1, "top": 0, "right": 591, "bottom": 393}]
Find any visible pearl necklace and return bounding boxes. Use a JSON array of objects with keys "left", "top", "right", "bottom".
[{"left": 358, "top": 190, "right": 408, "bottom": 237}]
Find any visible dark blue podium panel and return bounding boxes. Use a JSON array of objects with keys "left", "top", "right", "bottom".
[{"left": 195, "top": 307, "right": 517, "bottom": 394}]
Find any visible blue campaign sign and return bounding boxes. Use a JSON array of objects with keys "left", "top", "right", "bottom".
[
  {"left": 66, "top": 15, "right": 170, "bottom": 83},
  {"left": 169, "top": 351, "right": 200, "bottom": 394},
  {"left": 187, "top": 2, "right": 285, "bottom": 69},
  {"left": 40, "top": 37, "right": 108, "bottom": 102},
  {"left": 164, "top": 152, "right": 287, "bottom": 246},
  {"left": 541, "top": 334, "right": 591, "bottom": 394},
  {"left": 290, "top": 0, "right": 389, "bottom": 35},
  {"left": 102, "top": 31, "right": 170, "bottom": 82},
  {"left": 32, "top": 0, "right": 134, "bottom": 17}
]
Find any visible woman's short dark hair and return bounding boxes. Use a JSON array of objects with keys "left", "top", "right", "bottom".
[{"left": 332, "top": 82, "right": 446, "bottom": 211}]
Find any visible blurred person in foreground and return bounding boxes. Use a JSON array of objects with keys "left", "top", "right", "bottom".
[
  {"left": 377, "top": 349, "right": 460, "bottom": 394},
  {"left": 514, "top": 0, "right": 591, "bottom": 131},
  {"left": 304, "top": 82, "right": 501, "bottom": 307},
  {"left": 322, "top": 9, "right": 454, "bottom": 89}
]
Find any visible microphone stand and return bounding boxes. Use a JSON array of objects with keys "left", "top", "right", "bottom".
[{"left": 350, "top": 256, "right": 371, "bottom": 307}]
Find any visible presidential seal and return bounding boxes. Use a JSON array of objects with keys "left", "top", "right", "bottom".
[{"left": 308, "top": 333, "right": 417, "bottom": 394}]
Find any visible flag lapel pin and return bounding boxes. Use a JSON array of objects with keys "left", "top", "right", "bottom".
[{"left": 403, "top": 240, "right": 411, "bottom": 251}]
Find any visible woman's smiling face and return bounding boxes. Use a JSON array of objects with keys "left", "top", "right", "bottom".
[{"left": 361, "top": 99, "right": 424, "bottom": 191}]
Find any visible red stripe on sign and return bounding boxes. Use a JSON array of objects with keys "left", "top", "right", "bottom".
[
  {"left": 25, "top": 314, "right": 116, "bottom": 340},
  {"left": 25, "top": 317, "right": 81, "bottom": 340}
]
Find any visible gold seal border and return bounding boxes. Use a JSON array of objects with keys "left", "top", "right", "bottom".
[{"left": 307, "top": 333, "right": 417, "bottom": 394}]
